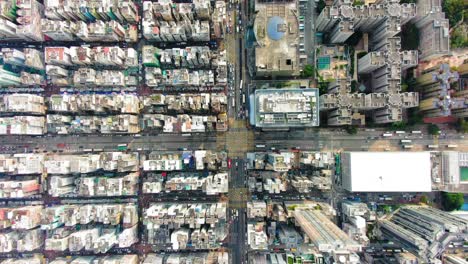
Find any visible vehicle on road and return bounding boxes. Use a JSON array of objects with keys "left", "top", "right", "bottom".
[
  {"left": 117, "top": 144, "right": 127, "bottom": 151},
  {"left": 383, "top": 133, "right": 393, "bottom": 137},
  {"left": 447, "top": 144, "right": 458, "bottom": 148},
  {"left": 228, "top": 159, "right": 232, "bottom": 169},
  {"left": 400, "top": 139, "right": 412, "bottom": 144},
  {"left": 402, "top": 145, "right": 413, "bottom": 149},
  {"left": 427, "top": 145, "right": 439, "bottom": 149}
]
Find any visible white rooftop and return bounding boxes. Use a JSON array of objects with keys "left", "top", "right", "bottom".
[{"left": 342, "top": 152, "right": 432, "bottom": 192}]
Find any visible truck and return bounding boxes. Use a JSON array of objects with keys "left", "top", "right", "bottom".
[{"left": 117, "top": 144, "right": 127, "bottom": 151}]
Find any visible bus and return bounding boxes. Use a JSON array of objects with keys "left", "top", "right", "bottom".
[
  {"left": 400, "top": 139, "right": 412, "bottom": 144},
  {"left": 117, "top": 144, "right": 127, "bottom": 151},
  {"left": 447, "top": 144, "right": 458, "bottom": 148},
  {"left": 395, "top": 131, "right": 405, "bottom": 134},
  {"left": 239, "top": 79, "right": 243, "bottom": 91},
  {"left": 403, "top": 145, "right": 413, "bottom": 149},
  {"left": 242, "top": 93, "right": 245, "bottom": 104},
  {"left": 383, "top": 133, "right": 393, "bottom": 137},
  {"left": 411, "top": 131, "right": 422, "bottom": 134},
  {"left": 427, "top": 145, "right": 439, "bottom": 149}
]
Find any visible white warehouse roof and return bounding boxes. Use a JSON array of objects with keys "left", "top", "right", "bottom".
[{"left": 341, "top": 152, "right": 432, "bottom": 192}]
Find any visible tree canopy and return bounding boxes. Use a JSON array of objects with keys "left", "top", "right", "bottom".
[
  {"left": 441, "top": 192, "right": 464, "bottom": 211},
  {"left": 302, "top": 64, "right": 314, "bottom": 78},
  {"left": 443, "top": 0, "right": 467, "bottom": 27},
  {"left": 456, "top": 118, "right": 468, "bottom": 133},
  {"left": 345, "top": 125, "right": 358, "bottom": 135},
  {"left": 428, "top": 124, "right": 441, "bottom": 135}
]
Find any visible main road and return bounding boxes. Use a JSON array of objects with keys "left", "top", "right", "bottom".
[{"left": 0, "top": 129, "right": 465, "bottom": 153}]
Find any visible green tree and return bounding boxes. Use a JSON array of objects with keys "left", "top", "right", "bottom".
[
  {"left": 443, "top": 0, "right": 467, "bottom": 27},
  {"left": 420, "top": 195, "right": 428, "bottom": 204},
  {"left": 345, "top": 125, "right": 358, "bottom": 135},
  {"left": 350, "top": 80, "right": 358, "bottom": 93},
  {"left": 408, "top": 109, "right": 423, "bottom": 125},
  {"left": 451, "top": 27, "right": 468, "bottom": 48},
  {"left": 456, "top": 118, "right": 468, "bottom": 133},
  {"left": 316, "top": 0, "right": 326, "bottom": 13},
  {"left": 391, "top": 121, "right": 407, "bottom": 130},
  {"left": 428, "top": 124, "right": 441, "bottom": 135},
  {"left": 441, "top": 192, "right": 464, "bottom": 211},
  {"left": 353, "top": 0, "right": 364, "bottom": 6},
  {"left": 302, "top": 64, "right": 314, "bottom": 78}
]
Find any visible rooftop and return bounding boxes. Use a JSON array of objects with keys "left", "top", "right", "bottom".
[{"left": 250, "top": 88, "right": 320, "bottom": 128}]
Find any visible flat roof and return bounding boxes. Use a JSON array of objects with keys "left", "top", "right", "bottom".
[
  {"left": 250, "top": 88, "right": 320, "bottom": 128},
  {"left": 344, "top": 152, "right": 432, "bottom": 192}
]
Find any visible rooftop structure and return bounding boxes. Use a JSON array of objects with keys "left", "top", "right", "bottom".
[
  {"left": 251, "top": 0, "right": 300, "bottom": 77},
  {"left": 418, "top": 64, "right": 466, "bottom": 123},
  {"left": 0, "top": 205, "right": 42, "bottom": 230},
  {"left": 143, "top": 202, "right": 227, "bottom": 250},
  {"left": 0, "top": 48, "right": 45, "bottom": 87},
  {"left": 142, "top": 93, "right": 227, "bottom": 114},
  {"left": 46, "top": 114, "right": 140, "bottom": 134},
  {"left": 0, "top": 116, "right": 45, "bottom": 135},
  {"left": 293, "top": 208, "right": 361, "bottom": 262},
  {"left": 0, "top": 0, "right": 43, "bottom": 41},
  {"left": 143, "top": 172, "right": 228, "bottom": 195},
  {"left": 0, "top": 229, "right": 43, "bottom": 253},
  {"left": 49, "top": 173, "right": 139, "bottom": 197},
  {"left": 141, "top": 113, "right": 228, "bottom": 133},
  {"left": 143, "top": 150, "right": 227, "bottom": 172},
  {"left": 440, "top": 151, "right": 468, "bottom": 193},
  {"left": 341, "top": 152, "right": 432, "bottom": 192},
  {"left": 316, "top": 0, "right": 416, "bottom": 44},
  {"left": 43, "top": 204, "right": 138, "bottom": 253},
  {"left": 379, "top": 206, "right": 468, "bottom": 261},
  {"left": 143, "top": 252, "right": 229, "bottom": 264},
  {"left": 48, "top": 94, "right": 141, "bottom": 114},
  {"left": 48, "top": 255, "right": 138, "bottom": 264},
  {"left": 142, "top": 0, "right": 210, "bottom": 42},
  {"left": 0, "top": 94, "right": 45, "bottom": 115},
  {"left": 247, "top": 222, "right": 268, "bottom": 250},
  {"left": 0, "top": 153, "right": 44, "bottom": 175},
  {"left": 317, "top": 0, "right": 420, "bottom": 125},
  {"left": 247, "top": 201, "right": 267, "bottom": 219},
  {"left": 413, "top": 0, "right": 450, "bottom": 61},
  {"left": 0, "top": 179, "right": 40, "bottom": 199},
  {"left": 250, "top": 89, "right": 320, "bottom": 128},
  {"left": 0, "top": 256, "right": 42, "bottom": 264}
]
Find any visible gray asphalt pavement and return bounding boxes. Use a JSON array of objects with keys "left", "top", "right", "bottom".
[{"left": 0, "top": 129, "right": 465, "bottom": 153}]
